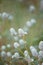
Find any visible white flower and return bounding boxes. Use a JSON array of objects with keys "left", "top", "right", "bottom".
[
  {"left": 12, "top": 52, "right": 19, "bottom": 58},
  {"left": 1, "top": 51, "right": 6, "bottom": 57},
  {"left": 39, "top": 41, "right": 43, "bottom": 50},
  {"left": 19, "top": 39, "right": 26, "bottom": 45},
  {"left": 24, "top": 50, "right": 28, "bottom": 57},
  {"left": 8, "top": 15, "right": 13, "bottom": 20},
  {"left": 39, "top": 51, "right": 43, "bottom": 58},
  {"left": 25, "top": 55, "right": 31, "bottom": 63},
  {"left": 14, "top": 42, "right": 20, "bottom": 48},
  {"left": 24, "top": 50, "right": 32, "bottom": 63},
  {"left": 26, "top": 21, "right": 32, "bottom": 27},
  {"left": 29, "top": 5, "right": 35, "bottom": 12},
  {"left": 30, "top": 46, "right": 38, "bottom": 57},
  {"left": 18, "top": 28, "right": 25, "bottom": 37},
  {"left": 7, "top": 44, "right": 11, "bottom": 48},
  {"left": 7, "top": 52, "right": 12, "bottom": 57},
  {"left": 2, "top": 12, "right": 9, "bottom": 19},
  {"left": 30, "top": 19, "right": 36, "bottom": 24},
  {"left": 10, "top": 28, "right": 17, "bottom": 35},
  {"left": 1, "top": 45, "right": 6, "bottom": 50}
]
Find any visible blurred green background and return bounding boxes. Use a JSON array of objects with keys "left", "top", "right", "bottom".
[{"left": 0, "top": 0, "right": 43, "bottom": 46}]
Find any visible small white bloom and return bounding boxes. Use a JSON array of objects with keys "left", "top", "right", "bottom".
[
  {"left": 19, "top": 39, "right": 26, "bottom": 45},
  {"left": 39, "top": 51, "right": 43, "bottom": 58},
  {"left": 7, "top": 44, "right": 11, "bottom": 48},
  {"left": 29, "top": 5, "right": 35, "bottom": 12},
  {"left": 2, "top": 12, "right": 9, "bottom": 19},
  {"left": 39, "top": 41, "right": 43, "bottom": 50},
  {"left": 10, "top": 28, "right": 17, "bottom": 35},
  {"left": 18, "top": 28, "right": 26, "bottom": 37},
  {"left": 12, "top": 52, "right": 19, "bottom": 58},
  {"left": 7, "top": 52, "right": 12, "bottom": 57},
  {"left": 1, "top": 51, "right": 6, "bottom": 57},
  {"left": 30, "top": 19, "right": 36, "bottom": 24},
  {"left": 24, "top": 50, "right": 28, "bottom": 57},
  {"left": 18, "top": 28, "right": 25, "bottom": 37},
  {"left": 30, "top": 46, "right": 38, "bottom": 57},
  {"left": 1, "top": 45, "right": 6, "bottom": 50},
  {"left": 23, "top": 26, "right": 29, "bottom": 32},
  {"left": 8, "top": 15, "right": 13, "bottom": 20},
  {"left": 26, "top": 21, "right": 32, "bottom": 27},
  {"left": 14, "top": 42, "right": 20, "bottom": 48}
]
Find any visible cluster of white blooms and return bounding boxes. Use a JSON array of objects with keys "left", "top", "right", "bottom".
[
  {"left": 1, "top": 16, "right": 43, "bottom": 65},
  {"left": 0, "top": 12, "right": 13, "bottom": 21},
  {"left": 26, "top": 18, "right": 36, "bottom": 28},
  {"left": 0, "top": 37, "right": 43, "bottom": 65}
]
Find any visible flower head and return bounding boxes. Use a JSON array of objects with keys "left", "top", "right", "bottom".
[
  {"left": 12, "top": 52, "right": 20, "bottom": 58},
  {"left": 18, "top": 28, "right": 26, "bottom": 37},
  {"left": 7, "top": 52, "right": 12, "bottom": 57},
  {"left": 14, "top": 42, "right": 20, "bottom": 48},
  {"left": 39, "top": 41, "right": 43, "bottom": 50},
  {"left": 30, "top": 46, "right": 38, "bottom": 57},
  {"left": 10, "top": 28, "right": 17, "bottom": 35},
  {"left": 1, "top": 45, "right": 6, "bottom": 50}
]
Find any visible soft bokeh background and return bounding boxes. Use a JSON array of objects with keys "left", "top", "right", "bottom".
[
  {"left": 0, "top": 0, "right": 43, "bottom": 65},
  {"left": 0, "top": 0, "right": 43, "bottom": 46}
]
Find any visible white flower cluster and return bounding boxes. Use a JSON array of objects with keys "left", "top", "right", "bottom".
[
  {"left": 0, "top": 41, "right": 43, "bottom": 65},
  {"left": 1, "top": 18, "right": 43, "bottom": 65},
  {"left": 0, "top": 12, "right": 13, "bottom": 21}
]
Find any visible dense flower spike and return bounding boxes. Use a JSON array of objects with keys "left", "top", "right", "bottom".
[
  {"left": 0, "top": 10, "right": 43, "bottom": 65},
  {"left": 10, "top": 28, "right": 17, "bottom": 35},
  {"left": 13, "top": 42, "right": 20, "bottom": 48},
  {"left": 39, "top": 51, "right": 43, "bottom": 58},
  {"left": 18, "top": 28, "right": 27, "bottom": 37},
  {"left": 24, "top": 50, "right": 28, "bottom": 57},
  {"left": 39, "top": 41, "right": 43, "bottom": 50},
  {"left": 19, "top": 39, "right": 26, "bottom": 45},
  {"left": 30, "top": 46, "right": 38, "bottom": 57}
]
